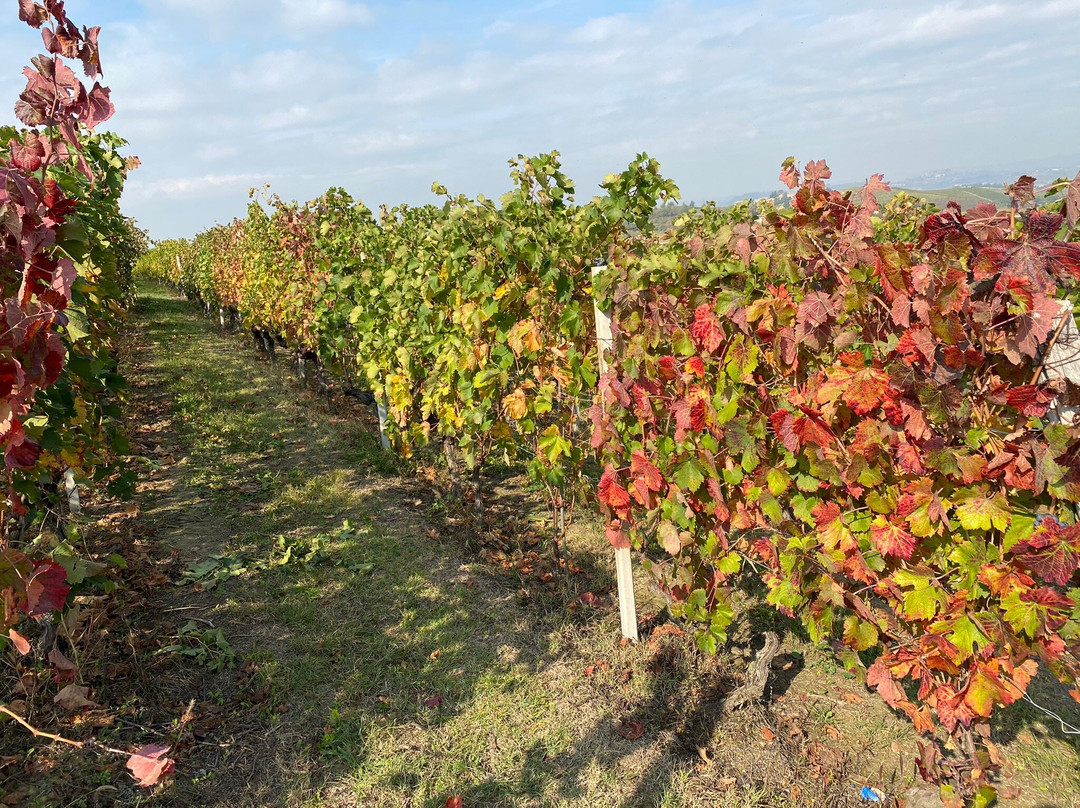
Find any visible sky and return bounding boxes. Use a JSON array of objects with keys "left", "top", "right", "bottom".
[{"left": 1, "top": 0, "right": 1079, "bottom": 239}]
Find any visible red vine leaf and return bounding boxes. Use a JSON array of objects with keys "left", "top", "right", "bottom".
[
  {"left": 1015, "top": 294, "right": 1062, "bottom": 359},
  {"left": 630, "top": 450, "right": 662, "bottom": 493},
  {"left": 690, "top": 304, "right": 723, "bottom": 353},
  {"left": 598, "top": 467, "right": 630, "bottom": 511},
  {"left": 1011, "top": 521, "right": 1080, "bottom": 586},
  {"left": 1006, "top": 175, "right": 1036, "bottom": 208},
  {"left": 25, "top": 561, "right": 69, "bottom": 616},
  {"left": 870, "top": 516, "right": 917, "bottom": 559},
  {"left": 1065, "top": 170, "right": 1080, "bottom": 229},
  {"left": 779, "top": 157, "right": 799, "bottom": 190},
  {"left": 616, "top": 719, "right": 644, "bottom": 740},
  {"left": 604, "top": 520, "right": 630, "bottom": 550},
  {"left": 17, "top": 0, "right": 48, "bottom": 28},
  {"left": 1003, "top": 384, "right": 1058, "bottom": 417},
  {"left": 126, "top": 745, "right": 175, "bottom": 787},
  {"left": 769, "top": 408, "right": 834, "bottom": 453}
]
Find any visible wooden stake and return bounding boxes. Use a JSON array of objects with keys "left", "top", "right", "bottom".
[{"left": 593, "top": 264, "right": 638, "bottom": 642}]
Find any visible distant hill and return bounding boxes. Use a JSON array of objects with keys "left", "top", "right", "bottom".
[
  {"left": 882, "top": 185, "right": 1012, "bottom": 210},
  {"left": 895, "top": 157, "right": 1079, "bottom": 190}
]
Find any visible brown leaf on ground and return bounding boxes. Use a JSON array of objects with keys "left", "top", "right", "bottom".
[
  {"left": 760, "top": 726, "right": 777, "bottom": 742},
  {"left": 616, "top": 720, "right": 644, "bottom": 740},
  {"left": 54, "top": 684, "right": 99, "bottom": 711},
  {"left": 47, "top": 648, "right": 79, "bottom": 676},
  {"left": 651, "top": 624, "right": 684, "bottom": 637}
]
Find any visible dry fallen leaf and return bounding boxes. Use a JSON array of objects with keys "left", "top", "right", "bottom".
[
  {"left": 616, "top": 720, "right": 644, "bottom": 740},
  {"left": 54, "top": 684, "right": 99, "bottom": 711},
  {"left": 760, "top": 726, "right": 777, "bottom": 742},
  {"left": 48, "top": 647, "right": 79, "bottom": 675},
  {"left": 126, "top": 744, "right": 174, "bottom": 787}
]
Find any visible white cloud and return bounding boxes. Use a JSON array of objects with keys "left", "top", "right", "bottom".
[
  {"left": 126, "top": 173, "right": 277, "bottom": 201},
  {"left": 142, "top": 0, "right": 371, "bottom": 38},
  {"left": 280, "top": 0, "right": 372, "bottom": 29}
]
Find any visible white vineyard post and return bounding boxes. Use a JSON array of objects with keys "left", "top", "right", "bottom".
[
  {"left": 375, "top": 379, "right": 392, "bottom": 452},
  {"left": 376, "top": 402, "right": 392, "bottom": 451},
  {"left": 592, "top": 263, "right": 638, "bottom": 642}
]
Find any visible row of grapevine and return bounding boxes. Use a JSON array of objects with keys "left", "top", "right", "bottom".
[
  {"left": 593, "top": 166, "right": 1080, "bottom": 799},
  {"left": 138, "top": 155, "right": 678, "bottom": 541},
  {"left": 1, "top": 1, "right": 170, "bottom": 787},
  {"left": 139, "top": 154, "right": 1080, "bottom": 801}
]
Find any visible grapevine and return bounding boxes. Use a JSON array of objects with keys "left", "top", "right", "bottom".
[
  {"left": 1, "top": 0, "right": 170, "bottom": 787},
  {"left": 136, "top": 133, "right": 1080, "bottom": 803}
]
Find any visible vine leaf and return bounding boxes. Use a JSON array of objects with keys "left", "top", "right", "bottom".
[
  {"left": 870, "top": 516, "right": 917, "bottom": 559},
  {"left": 126, "top": 744, "right": 175, "bottom": 787},
  {"left": 1006, "top": 175, "right": 1036, "bottom": 207},
  {"left": 1065, "top": 170, "right": 1080, "bottom": 228},
  {"left": 1015, "top": 293, "right": 1061, "bottom": 358},
  {"left": 769, "top": 408, "right": 833, "bottom": 453},
  {"left": 690, "top": 304, "right": 723, "bottom": 352},
  {"left": 952, "top": 488, "right": 1011, "bottom": 532},
  {"left": 1011, "top": 522, "right": 1080, "bottom": 585},
  {"left": 598, "top": 467, "right": 630, "bottom": 511},
  {"left": 24, "top": 561, "right": 69, "bottom": 617}
]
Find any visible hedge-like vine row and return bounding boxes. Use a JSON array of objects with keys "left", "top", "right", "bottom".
[
  {"left": 2, "top": 0, "right": 168, "bottom": 787},
  {"left": 139, "top": 154, "right": 1080, "bottom": 802}
]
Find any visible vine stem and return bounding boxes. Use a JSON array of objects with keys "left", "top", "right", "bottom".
[{"left": 0, "top": 704, "right": 128, "bottom": 756}]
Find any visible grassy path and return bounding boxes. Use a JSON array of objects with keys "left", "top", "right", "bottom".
[
  {"left": 112, "top": 283, "right": 1080, "bottom": 808},
  {"left": 128, "top": 282, "right": 710, "bottom": 807}
]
